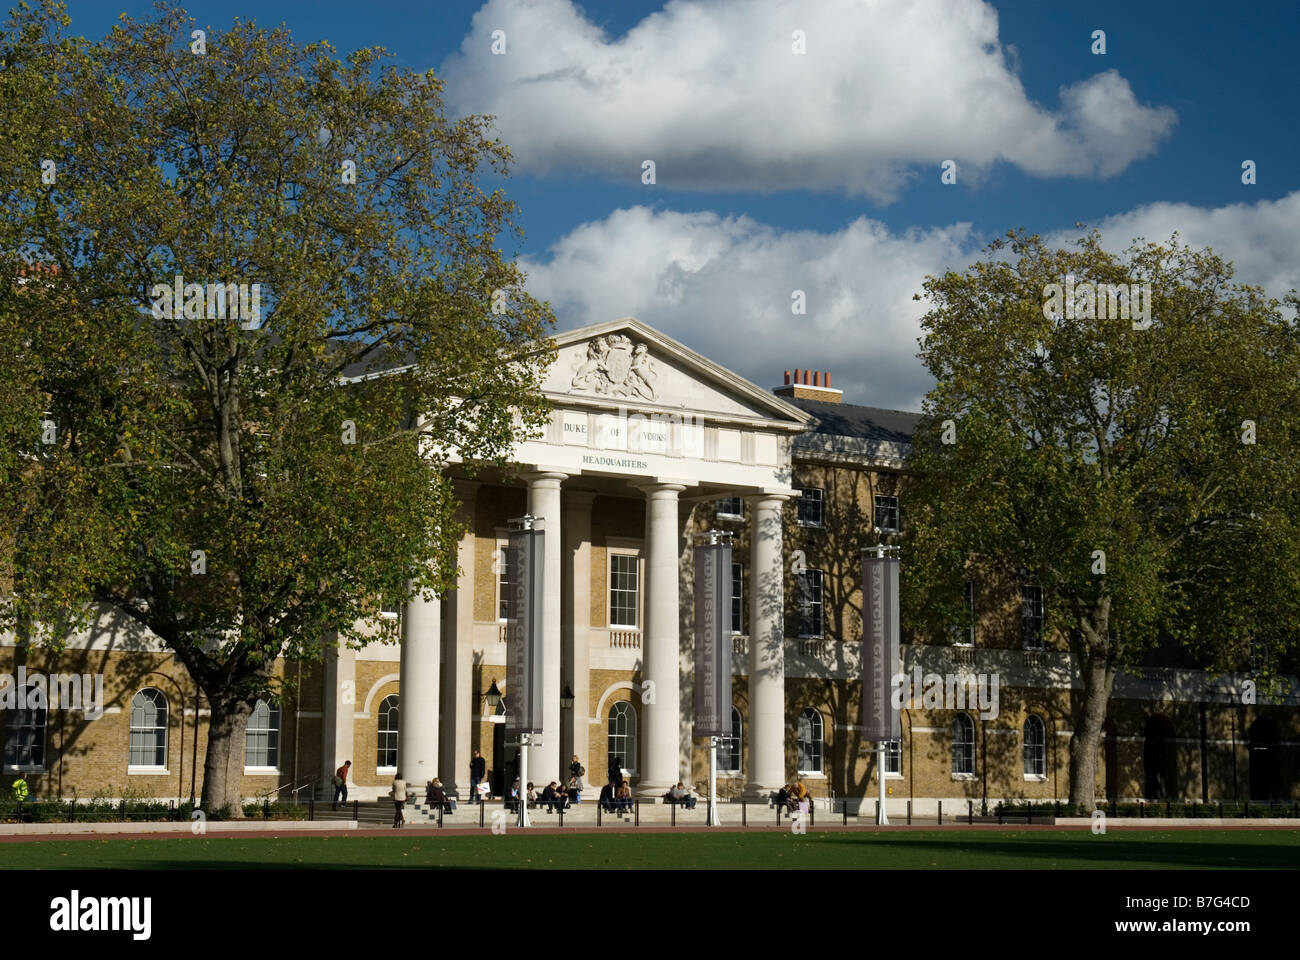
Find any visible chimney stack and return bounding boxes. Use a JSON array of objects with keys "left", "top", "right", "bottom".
[{"left": 773, "top": 367, "right": 842, "bottom": 403}]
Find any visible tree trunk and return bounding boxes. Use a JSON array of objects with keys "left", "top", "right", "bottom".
[
  {"left": 1068, "top": 645, "right": 1115, "bottom": 810},
  {"left": 200, "top": 695, "right": 254, "bottom": 816}
]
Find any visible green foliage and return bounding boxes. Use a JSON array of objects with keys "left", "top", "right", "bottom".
[
  {"left": 904, "top": 230, "right": 1300, "bottom": 673},
  {"left": 902, "top": 230, "right": 1300, "bottom": 804},
  {"left": 0, "top": 1, "right": 554, "bottom": 807}
]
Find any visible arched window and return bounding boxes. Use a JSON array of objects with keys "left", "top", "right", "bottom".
[
  {"left": 245, "top": 699, "right": 281, "bottom": 769},
  {"left": 951, "top": 713, "right": 975, "bottom": 775},
  {"left": 129, "top": 688, "right": 168, "bottom": 768},
  {"left": 1023, "top": 715, "right": 1045, "bottom": 777},
  {"left": 377, "top": 694, "right": 399, "bottom": 770},
  {"left": 3, "top": 685, "right": 47, "bottom": 769},
  {"left": 608, "top": 700, "right": 637, "bottom": 774},
  {"left": 717, "top": 706, "right": 742, "bottom": 773},
  {"left": 796, "top": 707, "right": 823, "bottom": 774}
]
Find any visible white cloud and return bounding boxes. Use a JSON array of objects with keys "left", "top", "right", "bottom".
[
  {"left": 519, "top": 206, "right": 971, "bottom": 410},
  {"left": 521, "top": 194, "right": 1300, "bottom": 411},
  {"left": 1056, "top": 191, "right": 1300, "bottom": 301},
  {"left": 442, "top": 0, "right": 1176, "bottom": 200}
]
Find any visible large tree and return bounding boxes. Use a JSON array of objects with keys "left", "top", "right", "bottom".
[
  {"left": 902, "top": 230, "right": 1300, "bottom": 809},
  {"left": 0, "top": 2, "right": 554, "bottom": 810}
]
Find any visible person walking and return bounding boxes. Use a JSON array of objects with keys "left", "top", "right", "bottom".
[
  {"left": 470, "top": 749, "right": 486, "bottom": 802},
  {"left": 391, "top": 772, "right": 407, "bottom": 828},
  {"left": 11, "top": 772, "right": 29, "bottom": 821},
  {"left": 332, "top": 760, "right": 351, "bottom": 809}
]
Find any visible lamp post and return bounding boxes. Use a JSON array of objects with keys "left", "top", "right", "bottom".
[
  {"left": 693, "top": 528, "right": 732, "bottom": 827},
  {"left": 506, "top": 513, "right": 545, "bottom": 828},
  {"left": 862, "top": 541, "right": 901, "bottom": 827}
]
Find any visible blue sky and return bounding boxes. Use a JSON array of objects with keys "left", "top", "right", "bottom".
[{"left": 62, "top": 0, "right": 1300, "bottom": 409}]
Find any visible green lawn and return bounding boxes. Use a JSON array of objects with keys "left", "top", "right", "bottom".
[{"left": 5, "top": 829, "right": 1299, "bottom": 869}]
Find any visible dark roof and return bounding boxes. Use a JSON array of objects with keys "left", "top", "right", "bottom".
[{"left": 785, "top": 397, "right": 921, "bottom": 444}]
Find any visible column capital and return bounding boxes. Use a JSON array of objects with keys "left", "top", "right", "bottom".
[
  {"left": 633, "top": 480, "right": 688, "bottom": 496},
  {"left": 521, "top": 468, "right": 570, "bottom": 486},
  {"left": 745, "top": 490, "right": 793, "bottom": 505}
]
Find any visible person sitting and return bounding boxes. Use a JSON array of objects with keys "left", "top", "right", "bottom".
[
  {"left": 675, "top": 783, "right": 697, "bottom": 810},
  {"left": 566, "top": 774, "right": 582, "bottom": 803},
  {"left": 540, "top": 780, "right": 565, "bottom": 813},
  {"left": 526, "top": 781, "right": 537, "bottom": 808},
  {"left": 599, "top": 781, "right": 616, "bottom": 812},
  {"left": 507, "top": 778, "right": 521, "bottom": 813},
  {"left": 616, "top": 782, "right": 633, "bottom": 814},
  {"left": 665, "top": 782, "right": 686, "bottom": 805},
  {"left": 774, "top": 783, "right": 795, "bottom": 812},
  {"left": 790, "top": 779, "right": 810, "bottom": 811},
  {"left": 428, "top": 777, "right": 454, "bottom": 813}
]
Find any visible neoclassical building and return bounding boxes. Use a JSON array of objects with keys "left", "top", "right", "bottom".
[{"left": 3, "top": 317, "right": 1297, "bottom": 809}]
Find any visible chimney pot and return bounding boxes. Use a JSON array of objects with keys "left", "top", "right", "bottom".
[
  {"left": 813, "top": 371, "right": 821, "bottom": 387},
  {"left": 784, "top": 370, "right": 791, "bottom": 385},
  {"left": 825, "top": 372, "right": 831, "bottom": 388}
]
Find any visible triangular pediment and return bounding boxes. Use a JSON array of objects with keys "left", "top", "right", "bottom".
[{"left": 545, "top": 317, "right": 812, "bottom": 430}]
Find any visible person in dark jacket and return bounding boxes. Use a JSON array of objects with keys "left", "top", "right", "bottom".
[
  {"left": 599, "top": 782, "right": 616, "bottom": 812},
  {"left": 608, "top": 756, "right": 624, "bottom": 790},
  {"left": 470, "top": 749, "right": 487, "bottom": 802}
]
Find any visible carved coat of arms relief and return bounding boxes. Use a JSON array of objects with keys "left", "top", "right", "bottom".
[{"left": 569, "top": 333, "right": 658, "bottom": 400}]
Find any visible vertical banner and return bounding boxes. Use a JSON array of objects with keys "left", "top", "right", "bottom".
[
  {"left": 505, "top": 526, "right": 545, "bottom": 736},
  {"left": 861, "top": 553, "right": 901, "bottom": 741},
  {"left": 693, "top": 541, "right": 732, "bottom": 737}
]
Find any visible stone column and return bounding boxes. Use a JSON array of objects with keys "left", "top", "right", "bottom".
[
  {"left": 397, "top": 587, "right": 440, "bottom": 788},
  {"left": 638, "top": 481, "right": 686, "bottom": 794},
  {"left": 563, "top": 490, "right": 596, "bottom": 777},
  {"left": 525, "top": 470, "right": 568, "bottom": 783},
  {"left": 441, "top": 480, "right": 478, "bottom": 798},
  {"left": 746, "top": 494, "right": 789, "bottom": 796}
]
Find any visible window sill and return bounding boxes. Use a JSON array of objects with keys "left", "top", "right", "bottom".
[
  {"left": 244, "top": 767, "right": 280, "bottom": 776},
  {"left": 1023, "top": 774, "right": 1047, "bottom": 782},
  {"left": 796, "top": 771, "right": 826, "bottom": 779},
  {"left": 716, "top": 513, "right": 743, "bottom": 521},
  {"left": 796, "top": 521, "right": 824, "bottom": 529},
  {"left": 3, "top": 765, "right": 45, "bottom": 774},
  {"left": 377, "top": 766, "right": 396, "bottom": 776},
  {"left": 127, "top": 766, "right": 170, "bottom": 776},
  {"left": 951, "top": 773, "right": 977, "bottom": 781},
  {"left": 884, "top": 772, "right": 903, "bottom": 779}
]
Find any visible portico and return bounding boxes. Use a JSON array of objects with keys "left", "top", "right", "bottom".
[{"left": 386, "top": 317, "right": 810, "bottom": 799}]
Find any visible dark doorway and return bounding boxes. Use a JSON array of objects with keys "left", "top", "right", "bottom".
[
  {"left": 1249, "top": 717, "right": 1280, "bottom": 802},
  {"left": 1143, "top": 714, "right": 1177, "bottom": 800},
  {"left": 492, "top": 723, "right": 505, "bottom": 797}
]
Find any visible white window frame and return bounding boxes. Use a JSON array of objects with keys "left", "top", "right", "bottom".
[
  {"left": 716, "top": 497, "right": 744, "bottom": 519},
  {"left": 884, "top": 740, "right": 902, "bottom": 777},
  {"left": 953, "top": 580, "right": 975, "bottom": 646},
  {"left": 951, "top": 712, "right": 975, "bottom": 778},
  {"left": 377, "top": 694, "right": 399, "bottom": 773},
  {"left": 1021, "top": 583, "right": 1044, "bottom": 649},
  {"left": 1023, "top": 715, "right": 1046, "bottom": 779},
  {"left": 2, "top": 685, "right": 47, "bottom": 773},
  {"left": 797, "top": 568, "right": 824, "bottom": 639},
  {"left": 608, "top": 550, "right": 641, "bottom": 629},
  {"left": 244, "top": 698, "right": 281, "bottom": 773},
  {"left": 874, "top": 494, "right": 900, "bottom": 533},
  {"left": 718, "top": 706, "right": 742, "bottom": 774},
  {"left": 496, "top": 540, "right": 510, "bottom": 622},
  {"left": 608, "top": 700, "right": 638, "bottom": 775},
  {"left": 127, "top": 688, "right": 168, "bottom": 772},
  {"left": 796, "top": 487, "right": 824, "bottom": 527},
  {"left": 796, "top": 707, "right": 824, "bottom": 775}
]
